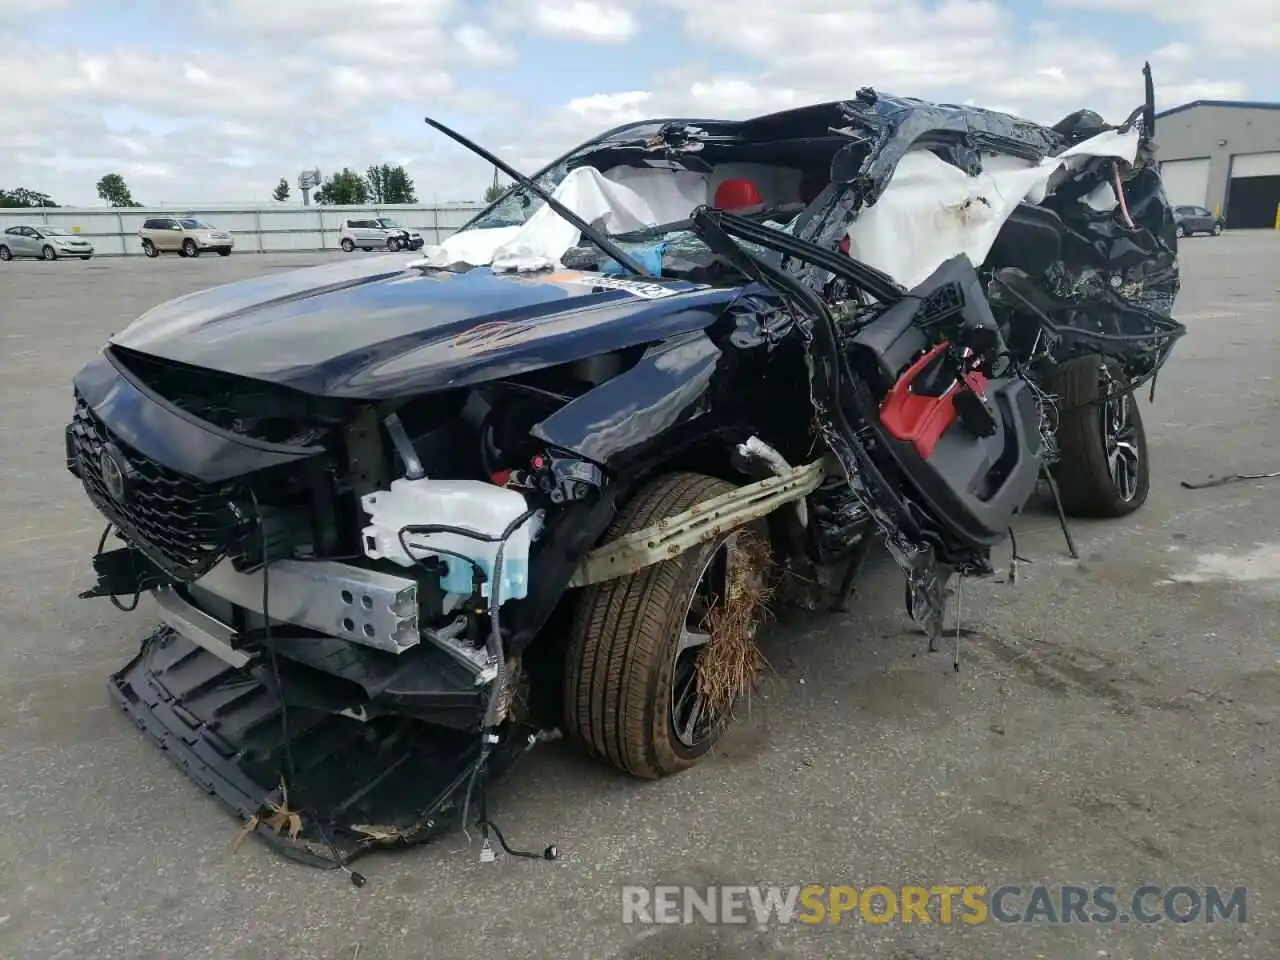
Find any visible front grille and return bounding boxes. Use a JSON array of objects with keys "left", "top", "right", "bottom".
[{"left": 71, "top": 394, "right": 250, "bottom": 581}]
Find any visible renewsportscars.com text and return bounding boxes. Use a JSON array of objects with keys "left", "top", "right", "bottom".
[{"left": 621, "top": 884, "right": 1248, "bottom": 926}]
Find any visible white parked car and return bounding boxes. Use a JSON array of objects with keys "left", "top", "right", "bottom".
[{"left": 338, "top": 217, "right": 425, "bottom": 252}]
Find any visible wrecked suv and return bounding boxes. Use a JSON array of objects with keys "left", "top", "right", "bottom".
[{"left": 67, "top": 66, "right": 1183, "bottom": 868}]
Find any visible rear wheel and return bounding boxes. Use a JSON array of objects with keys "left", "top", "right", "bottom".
[
  {"left": 563, "top": 472, "right": 773, "bottom": 779},
  {"left": 142, "top": 239, "right": 158, "bottom": 258},
  {"left": 1047, "top": 355, "right": 1149, "bottom": 518},
  {"left": 1174, "top": 224, "right": 1186, "bottom": 238},
  {"left": 341, "top": 238, "right": 355, "bottom": 252},
  {"left": 0, "top": 246, "right": 11, "bottom": 262}
]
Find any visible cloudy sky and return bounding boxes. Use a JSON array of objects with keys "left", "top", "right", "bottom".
[{"left": 4, "top": 0, "right": 1275, "bottom": 207}]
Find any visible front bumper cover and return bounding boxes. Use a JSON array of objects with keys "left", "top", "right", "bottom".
[{"left": 109, "top": 626, "right": 534, "bottom": 867}]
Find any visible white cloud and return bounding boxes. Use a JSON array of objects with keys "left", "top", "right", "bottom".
[
  {"left": 533, "top": 0, "right": 638, "bottom": 42},
  {"left": 454, "top": 24, "right": 516, "bottom": 64},
  {"left": 0, "top": 0, "right": 71, "bottom": 15},
  {"left": 565, "top": 91, "right": 653, "bottom": 123},
  {"left": 196, "top": 0, "right": 517, "bottom": 66},
  {"left": 1042, "top": 0, "right": 1278, "bottom": 58},
  {"left": 2, "top": 0, "right": 1270, "bottom": 208},
  {"left": 489, "top": 0, "right": 639, "bottom": 42}
]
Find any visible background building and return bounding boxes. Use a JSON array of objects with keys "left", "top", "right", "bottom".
[{"left": 1154, "top": 100, "right": 1280, "bottom": 229}]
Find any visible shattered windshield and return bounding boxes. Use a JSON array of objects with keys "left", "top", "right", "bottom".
[
  {"left": 458, "top": 122, "right": 671, "bottom": 233},
  {"left": 450, "top": 119, "right": 815, "bottom": 276}
]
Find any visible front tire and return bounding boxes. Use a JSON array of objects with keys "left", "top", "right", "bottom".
[
  {"left": 42, "top": 245, "right": 57, "bottom": 260},
  {"left": 1174, "top": 224, "right": 1185, "bottom": 239},
  {"left": 217, "top": 248, "right": 231, "bottom": 256},
  {"left": 1047, "top": 355, "right": 1149, "bottom": 518},
  {"left": 182, "top": 239, "right": 198, "bottom": 257},
  {"left": 563, "top": 472, "right": 772, "bottom": 779},
  {"left": 1212, "top": 223, "right": 1223, "bottom": 236}
]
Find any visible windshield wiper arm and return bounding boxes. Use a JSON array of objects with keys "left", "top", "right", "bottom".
[{"left": 423, "top": 115, "right": 652, "bottom": 277}]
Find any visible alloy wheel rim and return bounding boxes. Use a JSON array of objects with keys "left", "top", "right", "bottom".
[
  {"left": 670, "top": 533, "right": 747, "bottom": 749},
  {"left": 1101, "top": 372, "right": 1140, "bottom": 502}
]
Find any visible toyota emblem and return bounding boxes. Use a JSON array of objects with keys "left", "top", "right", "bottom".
[{"left": 100, "top": 448, "right": 126, "bottom": 501}]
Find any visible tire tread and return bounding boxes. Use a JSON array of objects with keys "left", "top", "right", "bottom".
[
  {"left": 563, "top": 472, "right": 736, "bottom": 779},
  {"left": 1047, "top": 355, "right": 1149, "bottom": 518}
]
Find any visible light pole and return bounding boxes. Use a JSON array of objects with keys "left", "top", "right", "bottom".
[{"left": 297, "top": 168, "right": 321, "bottom": 205}]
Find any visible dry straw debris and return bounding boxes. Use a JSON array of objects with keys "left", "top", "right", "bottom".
[
  {"left": 233, "top": 777, "right": 303, "bottom": 850},
  {"left": 695, "top": 528, "right": 775, "bottom": 718}
]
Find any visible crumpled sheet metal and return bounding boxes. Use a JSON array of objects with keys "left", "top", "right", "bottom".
[
  {"left": 786, "top": 89, "right": 1172, "bottom": 635},
  {"left": 826, "top": 91, "right": 1063, "bottom": 209},
  {"left": 1042, "top": 163, "right": 1182, "bottom": 361}
]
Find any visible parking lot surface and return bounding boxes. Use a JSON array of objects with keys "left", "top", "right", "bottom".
[{"left": 1, "top": 237, "right": 1278, "bottom": 959}]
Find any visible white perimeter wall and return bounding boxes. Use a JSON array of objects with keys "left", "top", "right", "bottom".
[{"left": 0, "top": 202, "right": 487, "bottom": 256}]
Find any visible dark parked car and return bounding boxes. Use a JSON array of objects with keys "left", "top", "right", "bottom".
[
  {"left": 1173, "top": 204, "right": 1224, "bottom": 237},
  {"left": 65, "top": 66, "right": 1184, "bottom": 871}
]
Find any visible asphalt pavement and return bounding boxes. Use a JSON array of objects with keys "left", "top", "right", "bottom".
[{"left": 0, "top": 235, "right": 1277, "bottom": 959}]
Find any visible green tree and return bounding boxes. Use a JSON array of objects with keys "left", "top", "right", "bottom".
[
  {"left": 482, "top": 182, "right": 509, "bottom": 203},
  {"left": 0, "top": 187, "right": 58, "bottom": 208},
  {"left": 367, "top": 164, "right": 417, "bottom": 204},
  {"left": 314, "top": 168, "right": 369, "bottom": 205},
  {"left": 96, "top": 173, "right": 140, "bottom": 207},
  {"left": 272, "top": 177, "right": 291, "bottom": 201}
]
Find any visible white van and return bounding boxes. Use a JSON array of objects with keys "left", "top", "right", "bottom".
[{"left": 338, "top": 217, "right": 425, "bottom": 252}]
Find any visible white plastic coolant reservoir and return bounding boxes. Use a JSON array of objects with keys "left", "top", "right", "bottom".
[{"left": 360, "top": 478, "right": 540, "bottom": 602}]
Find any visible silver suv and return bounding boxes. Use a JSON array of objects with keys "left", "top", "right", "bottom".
[
  {"left": 138, "top": 216, "right": 234, "bottom": 257},
  {"left": 338, "top": 217, "right": 424, "bottom": 252}
]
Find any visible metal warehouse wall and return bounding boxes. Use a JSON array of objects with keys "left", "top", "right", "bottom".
[
  {"left": 0, "top": 202, "right": 487, "bottom": 256},
  {"left": 1154, "top": 104, "right": 1280, "bottom": 217}
]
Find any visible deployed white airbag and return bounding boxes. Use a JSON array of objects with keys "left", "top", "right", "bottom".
[
  {"left": 415, "top": 166, "right": 668, "bottom": 273},
  {"left": 412, "top": 127, "right": 1140, "bottom": 286},
  {"left": 844, "top": 127, "right": 1140, "bottom": 290}
]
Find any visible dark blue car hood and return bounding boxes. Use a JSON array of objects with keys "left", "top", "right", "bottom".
[{"left": 108, "top": 255, "right": 739, "bottom": 399}]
